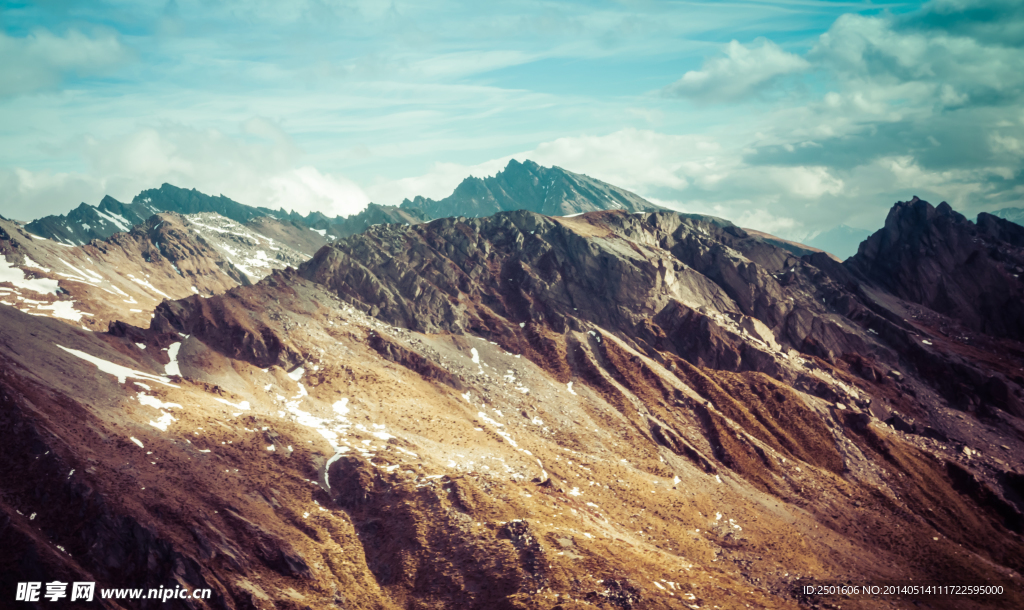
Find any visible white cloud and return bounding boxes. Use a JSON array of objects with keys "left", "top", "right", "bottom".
[
  {"left": 811, "top": 10, "right": 1024, "bottom": 108},
  {"left": 732, "top": 208, "right": 799, "bottom": 235},
  {"left": 770, "top": 166, "right": 845, "bottom": 199},
  {"left": 665, "top": 38, "right": 809, "bottom": 103},
  {"left": 0, "top": 168, "right": 107, "bottom": 221},
  {"left": 265, "top": 167, "right": 369, "bottom": 216},
  {"left": 4, "top": 121, "right": 370, "bottom": 220},
  {"left": 0, "top": 29, "right": 127, "bottom": 98}
]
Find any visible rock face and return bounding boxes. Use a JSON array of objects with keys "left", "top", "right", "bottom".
[
  {"left": 848, "top": 196, "right": 1024, "bottom": 340},
  {"left": 2, "top": 197, "right": 1024, "bottom": 609},
  {"left": 298, "top": 210, "right": 883, "bottom": 379},
  {"left": 402, "top": 159, "right": 663, "bottom": 219},
  {"left": 243, "top": 215, "right": 332, "bottom": 256}
]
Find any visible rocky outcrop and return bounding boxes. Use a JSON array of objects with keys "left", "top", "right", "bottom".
[
  {"left": 978, "top": 211, "right": 1024, "bottom": 247},
  {"left": 319, "top": 203, "right": 427, "bottom": 240}
]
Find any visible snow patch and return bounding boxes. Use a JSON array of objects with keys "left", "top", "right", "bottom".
[
  {"left": 57, "top": 345, "right": 177, "bottom": 387},
  {"left": 0, "top": 255, "right": 60, "bottom": 294},
  {"left": 332, "top": 398, "right": 350, "bottom": 415},
  {"left": 214, "top": 397, "right": 251, "bottom": 410},
  {"left": 165, "top": 342, "right": 182, "bottom": 376}
]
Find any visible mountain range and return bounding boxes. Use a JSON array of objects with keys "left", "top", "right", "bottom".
[
  {"left": 22, "top": 160, "right": 661, "bottom": 248},
  {"left": 1, "top": 163, "right": 1024, "bottom": 609}
]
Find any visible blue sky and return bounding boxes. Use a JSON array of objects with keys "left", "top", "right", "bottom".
[{"left": 1, "top": 0, "right": 1022, "bottom": 241}]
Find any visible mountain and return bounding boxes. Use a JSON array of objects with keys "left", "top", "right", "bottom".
[
  {"left": 401, "top": 159, "right": 664, "bottom": 219},
  {"left": 1, "top": 211, "right": 311, "bottom": 330},
  {"left": 992, "top": 207, "right": 1024, "bottom": 226},
  {"left": 848, "top": 196, "right": 1024, "bottom": 340},
  {"left": 805, "top": 224, "right": 873, "bottom": 260},
  {"left": 22, "top": 161, "right": 656, "bottom": 252},
  {"left": 3, "top": 195, "right": 1023, "bottom": 608},
  {"left": 23, "top": 185, "right": 286, "bottom": 247},
  {"left": 24, "top": 194, "right": 160, "bottom": 246},
  {"left": 317, "top": 202, "right": 427, "bottom": 240},
  {"left": 25, "top": 187, "right": 429, "bottom": 251}
]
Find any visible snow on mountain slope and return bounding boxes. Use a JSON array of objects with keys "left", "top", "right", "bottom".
[{"left": 182, "top": 213, "right": 309, "bottom": 281}]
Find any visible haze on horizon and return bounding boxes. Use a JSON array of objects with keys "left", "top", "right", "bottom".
[{"left": 1, "top": 0, "right": 1023, "bottom": 243}]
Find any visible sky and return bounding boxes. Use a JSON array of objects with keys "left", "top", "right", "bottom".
[{"left": 1, "top": 0, "right": 1023, "bottom": 241}]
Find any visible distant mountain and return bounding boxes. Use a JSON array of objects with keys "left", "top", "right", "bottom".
[
  {"left": 1, "top": 212, "right": 254, "bottom": 330},
  {"left": 25, "top": 195, "right": 160, "bottom": 246},
  {"left": 741, "top": 228, "right": 838, "bottom": 260},
  {"left": 805, "top": 224, "right": 873, "bottom": 260},
  {"left": 132, "top": 184, "right": 277, "bottom": 225},
  {"left": 992, "top": 207, "right": 1024, "bottom": 227},
  {"left": 24, "top": 161, "right": 659, "bottom": 247},
  {"left": 401, "top": 159, "right": 663, "bottom": 219},
  {"left": 25, "top": 185, "right": 283, "bottom": 246},
  {"left": 26, "top": 184, "right": 432, "bottom": 248},
  {"left": 316, "top": 203, "right": 427, "bottom": 240}
]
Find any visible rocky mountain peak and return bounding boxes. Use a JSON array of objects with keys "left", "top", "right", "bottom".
[
  {"left": 400, "top": 159, "right": 663, "bottom": 220},
  {"left": 848, "top": 196, "right": 1024, "bottom": 339}
]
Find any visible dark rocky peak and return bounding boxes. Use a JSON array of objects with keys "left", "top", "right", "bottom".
[
  {"left": 848, "top": 197, "right": 1024, "bottom": 339},
  {"left": 97, "top": 194, "right": 136, "bottom": 214},
  {"left": 302, "top": 211, "right": 332, "bottom": 227},
  {"left": 855, "top": 196, "right": 969, "bottom": 261}
]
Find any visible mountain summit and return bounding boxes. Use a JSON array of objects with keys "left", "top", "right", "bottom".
[{"left": 401, "top": 159, "right": 663, "bottom": 219}]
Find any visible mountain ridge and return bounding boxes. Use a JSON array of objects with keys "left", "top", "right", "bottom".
[
  {"left": 400, "top": 159, "right": 665, "bottom": 219},
  {"left": 2, "top": 197, "right": 1024, "bottom": 608},
  {"left": 21, "top": 160, "right": 659, "bottom": 248}
]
